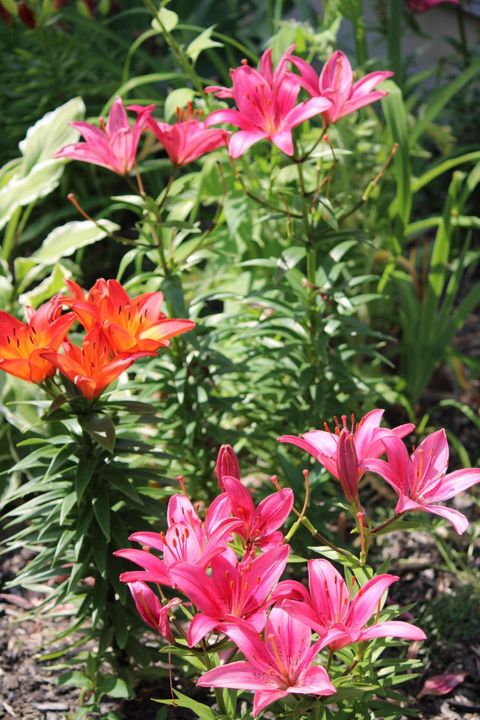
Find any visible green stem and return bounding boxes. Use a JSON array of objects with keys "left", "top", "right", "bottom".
[
  {"left": 353, "top": 0, "right": 368, "bottom": 66},
  {"left": 370, "top": 511, "right": 405, "bottom": 535},
  {"left": 456, "top": 4, "right": 470, "bottom": 66},
  {"left": 143, "top": 0, "right": 204, "bottom": 94},
  {"left": 202, "top": 651, "right": 230, "bottom": 716},
  {"left": 387, "top": 0, "right": 403, "bottom": 88}
]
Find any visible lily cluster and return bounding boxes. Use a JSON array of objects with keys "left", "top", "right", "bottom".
[
  {"left": 115, "top": 444, "right": 433, "bottom": 716},
  {"left": 280, "top": 408, "right": 480, "bottom": 534},
  {"left": 0, "top": 279, "right": 194, "bottom": 400},
  {"left": 55, "top": 48, "right": 393, "bottom": 173}
]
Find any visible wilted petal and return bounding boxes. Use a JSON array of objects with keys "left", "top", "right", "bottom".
[{"left": 418, "top": 672, "right": 467, "bottom": 698}]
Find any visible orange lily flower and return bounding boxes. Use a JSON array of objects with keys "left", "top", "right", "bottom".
[
  {"left": 64, "top": 279, "right": 195, "bottom": 354},
  {"left": 0, "top": 297, "right": 75, "bottom": 384},
  {"left": 42, "top": 324, "right": 153, "bottom": 400}
]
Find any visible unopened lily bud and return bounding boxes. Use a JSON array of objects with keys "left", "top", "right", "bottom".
[
  {"left": 18, "top": 1, "right": 36, "bottom": 27},
  {"left": 337, "top": 429, "right": 360, "bottom": 505},
  {"left": 215, "top": 444, "right": 240, "bottom": 490},
  {"left": 127, "top": 581, "right": 179, "bottom": 642}
]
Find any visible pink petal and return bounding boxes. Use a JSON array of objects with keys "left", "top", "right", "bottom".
[
  {"left": 220, "top": 619, "right": 272, "bottom": 671},
  {"left": 423, "top": 504, "right": 469, "bottom": 535},
  {"left": 168, "top": 563, "right": 223, "bottom": 617},
  {"left": 167, "top": 494, "right": 199, "bottom": 527},
  {"left": 246, "top": 545, "right": 290, "bottom": 608},
  {"left": 291, "top": 665, "right": 336, "bottom": 695},
  {"left": 188, "top": 614, "right": 220, "bottom": 646},
  {"left": 107, "top": 96, "right": 129, "bottom": 135},
  {"left": 265, "top": 607, "right": 312, "bottom": 669},
  {"left": 360, "top": 620, "right": 426, "bottom": 642},
  {"left": 349, "top": 574, "right": 399, "bottom": 630},
  {"left": 281, "top": 598, "right": 326, "bottom": 636},
  {"left": 253, "top": 690, "right": 289, "bottom": 716},
  {"left": 351, "top": 71, "right": 394, "bottom": 98},
  {"left": 427, "top": 468, "right": 480, "bottom": 502},
  {"left": 128, "top": 531, "right": 165, "bottom": 553},
  {"left": 290, "top": 56, "right": 321, "bottom": 97},
  {"left": 222, "top": 476, "right": 255, "bottom": 533},
  {"left": 271, "top": 579, "right": 311, "bottom": 604},
  {"left": 114, "top": 548, "right": 168, "bottom": 577},
  {"left": 259, "top": 48, "right": 273, "bottom": 84},
  {"left": 204, "top": 492, "right": 233, "bottom": 535},
  {"left": 271, "top": 129, "right": 294, "bottom": 156},
  {"left": 197, "top": 661, "right": 272, "bottom": 690},
  {"left": 205, "top": 108, "right": 251, "bottom": 130},
  {"left": 308, "top": 559, "right": 348, "bottom": 625},
  {"left": 228, "top": 130, "right": 269, "bottom": 158},
  {"left": 352, "top": 408, "right": 384, "bottom": 460},
  {"left": 255, "top": 490, "right": 293, "bottom": 538},
  {"left": 341, "top": 90, "right": 389, "bottom": 118},
  {"left": 320, "top": 51, "right": 353, "bottom": 96},
  {"left": 282, "top": 96, "right": 332, "bottom": 129},
  {"left": 413, "top": 429, "right": 449, "bottom": 485}
]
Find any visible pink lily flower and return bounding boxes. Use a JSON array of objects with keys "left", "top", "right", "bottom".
[
  {"left": 114, "top": 494, "right": 241, "bottom": 587},
  {"left": 405, "top": 0, "right": 459, "bottom": 12},
  {"left": 55, "top": 96, "right": 154, "bottom": 175},
  {"left": 215, "top": 444, "right": 241, "bottom": 490},
  {"left": 290, "top": 50, "right": 393, "bottom": 126},
  {"left": 197, "top": 608, "right": 340, "bottom": 716},
  {"left": 363, "top": 429, "right": 480, "bottom": 534},
  {"left": 277, "top": 559, "right": 426, "bottom": 650},
  {"left": 127, "top": 582, "right": 181, "bottom": 642},
  {"left": 130, "top": 103, "right": 228, "bottom": 166},
  {"left": 170, "top": 545, "right": 290, "bottom": 646},
  {"left": 205, "top": 46, "right": 332, "bottom": 157},
  {"left": 279, "top": 409, "right": 414, "bottom": 505},
  {"left": 221, "top": 475, "right": 293, "bottom": 550}
]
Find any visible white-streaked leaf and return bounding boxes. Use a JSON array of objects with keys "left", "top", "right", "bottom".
[
  {"left": 19, "top": 97, "right": 85, "bottom": 175},
  {"left": 32, "top": 219, "right": 120, "bottom": 264},
  {"left": 19, "top": 263, "right": 72, "bottom": 309},
  {"left": 151, "top": 6, "right": 178, "bottom": 33}
]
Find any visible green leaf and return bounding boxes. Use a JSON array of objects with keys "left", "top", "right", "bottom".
[
  {"left": 80, "top": 414, "right": 116, "bottom": 453},
  {"left": 97, "top": 675, "right": 131, "bottom": 700},
  {"left": 75, "top": 458, "right": 96, "bottom": 502},
  {"left": 19, "top": 97, "right": 86, "bottom": 174},
  {"left": 155, "top": 690, "right": 217, "bottom": 719},
  {"left": 19, "top": 263, "right": 71, "bottom": 309},
  {"left": 381, "top": 81, "right": 412, "bottom": 229},
  {"left": 60, "top": 492, "right": 77, "bottom": 525},
  {"left": 92, "top": 484, "right": 111, "bottom": 541},
  {"left": 32, "top": 220, "right": 120, "bottom": 265},
  {"left": 186, "top": 27, "right": 223, "bottom": 64},
  {"left": 410, "top": 55, "right": 480, "bottom": 147},
  {"left": 164, "top": 88, "right": 196, "bottom": 122},
  {"left": 0, "top": 98, "right": 85, "bottom": 230}
]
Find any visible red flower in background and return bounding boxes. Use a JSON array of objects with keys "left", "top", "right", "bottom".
[
  {"left": 405, "top": 0, "right": 459, "bottom": 12},
  {"left": 0, "top": 298, "right": 74, "bottom": 384},
  {"left": 63, "top": 278, "right": 195, "bottom": 354}
]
